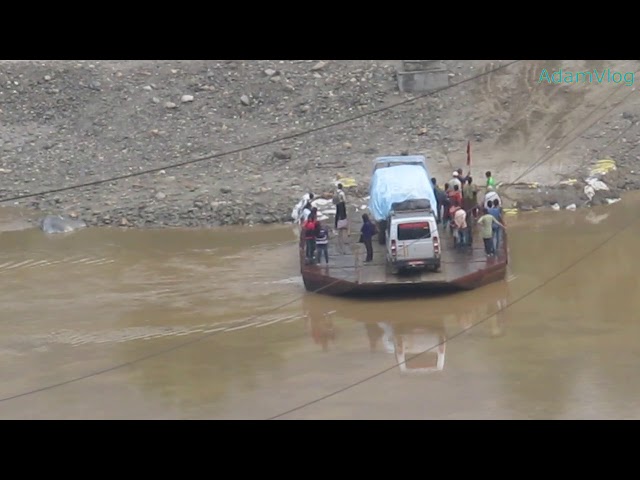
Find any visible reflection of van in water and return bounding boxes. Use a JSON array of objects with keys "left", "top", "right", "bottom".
[{"left": 393, "top": 326, "right": 446, "bottom": 375}]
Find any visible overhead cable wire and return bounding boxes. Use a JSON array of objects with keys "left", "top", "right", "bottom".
[
  {"left": 7, "top": 61, "right": 637, "bottom": 408},
  {"left": 266, "top": 84, "right": 640, "bottom": 418},
  {"left": 505, "top": 84, "right": 637, "bottom": 186},
  {"left": 0, "top": 61, "right": 525, "bottom": 403},
  {"left": 403, "top": 84, "right": 637, "bottom": 250},
  {"left": 0, "top": 274, "right": 349, "bottom": 403},
  {"left": 2, "top": 60, "right": 633, "bottom": 405},
  {"left": 266, "top": 216, "right": 636, "bottom": 419}
]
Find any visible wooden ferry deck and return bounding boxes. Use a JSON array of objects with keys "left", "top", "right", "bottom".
[{"left": 299, "top": 214, "right": 508, "bottom": 296}]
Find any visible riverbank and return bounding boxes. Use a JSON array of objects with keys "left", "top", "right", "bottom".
[{"left": 1, "top": 59, "right": 639, "bottom": 228}]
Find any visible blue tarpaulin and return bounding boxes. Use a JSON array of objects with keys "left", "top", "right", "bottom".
[{"left": 368, "top": 163, "right": 437, "bottom": 222}]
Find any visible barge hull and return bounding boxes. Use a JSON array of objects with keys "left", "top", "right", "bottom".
[{"left": 299, "top": 217, "right": 508, "bottom": 297}]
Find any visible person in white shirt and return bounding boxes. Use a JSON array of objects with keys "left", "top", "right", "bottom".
[
  {"left": 452, "top": 205, "right": 468, "bottom": 248},
  {"left": 483, "top": 188, "right": 501, "bottom": 209},
  {"left": 333, "top": 183, "right": 348, "bottom": 253},
  {"left": 299, "top": 203, "right": 312, "bottom": 224},
  {"left": 292, "top": 192, "right": 314, "bottom": 223},
  {"left": 297, "top": 193, "right": 315, "bottom": 224},
  {"left": 449, "top": 171, "right": 462, "bottom": 191}
]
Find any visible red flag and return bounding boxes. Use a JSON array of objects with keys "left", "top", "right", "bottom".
[{"left": 466, "top": 140, "right": 471, "bottom": 167}]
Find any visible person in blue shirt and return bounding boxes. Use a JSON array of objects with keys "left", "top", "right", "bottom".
[
  {"left": 315, "top": 223, "right": 330, "bottom": 264},
  {"left": 487, "top": 199, "right": 504, "bottom": 253},
  {"left": 360, "top": 214, "right": 377, "bottom": 262}
]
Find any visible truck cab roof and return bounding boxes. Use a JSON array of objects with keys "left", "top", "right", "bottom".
[{"left": 372, "top": 155, "right": 428, "bottom": 172}]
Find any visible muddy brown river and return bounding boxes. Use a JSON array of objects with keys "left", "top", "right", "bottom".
[{"left": 1, "top": 194, "right": 639, "bottom": 419}]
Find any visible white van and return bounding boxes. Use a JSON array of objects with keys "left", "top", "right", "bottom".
[{"left": 386, "top": 209, "right": 441, "bottom": 274}]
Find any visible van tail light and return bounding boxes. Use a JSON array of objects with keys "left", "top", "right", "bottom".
[
  {"left": 433, "top": 236, "right": 440, "bottom": 255},
  {"left": 391, "top": 239, "right": 397, "bottom": 258}
]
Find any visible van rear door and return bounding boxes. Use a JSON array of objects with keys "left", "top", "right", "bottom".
[{"left": 396, "top": 219, "right": 435, "bottom": 262}]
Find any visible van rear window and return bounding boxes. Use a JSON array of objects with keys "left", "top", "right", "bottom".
[{"left": 397, "top": 222, "right": 431, "bottom": 241}]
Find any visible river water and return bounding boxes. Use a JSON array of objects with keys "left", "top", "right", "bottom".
[{"left": 0, "top": 194, "right": 639, "bottom": 419}]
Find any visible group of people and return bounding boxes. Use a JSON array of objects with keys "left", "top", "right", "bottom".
[
  {"left": 297, "top": 166, "right": 506, "bottom": 265},
  {"left": 298, "top": 183, "right": 352, "bottom": 265},
  {"left": 298, "top": 196, "right": 330, "bottom": 265},
  {"left": 432, "top": 169, "right": 506, "bottom": 257}
]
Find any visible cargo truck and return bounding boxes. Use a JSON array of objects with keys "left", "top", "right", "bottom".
[{"left": 368, "top": 155, "right": 441, "bottom": 273}]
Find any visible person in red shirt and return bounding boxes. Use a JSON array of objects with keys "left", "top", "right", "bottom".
[
  {"left": 303, "top": 209, "right": 319, "bottom": 263},
  {"left": 447, "top": 184, "right": 462, "bottom": 207}
]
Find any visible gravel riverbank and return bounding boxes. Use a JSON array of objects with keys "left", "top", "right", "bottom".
[{"left": 1, "top": 59, "right": 640, "bottom": 228}]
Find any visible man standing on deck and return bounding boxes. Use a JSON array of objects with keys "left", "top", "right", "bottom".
[
  {"left": 431, "top": 177, "right": 447, "bottom": 224},
  {"left": 462, "top": 177, "right": 478, "bottom": 212},
  {"left": 449, "top": 171, "right": 462, "bottom": 191},
  {"left": 297, "top": 193, "right": 314, "bottom": 224},
  {"left": 334, "top": 183, "right": 348, "bottom": 253},
  {"left": 360, "top": 213, "right": 377, "bottom": 263},
  {"left": 477, "top": 207, "right": 506, "bottom": 257},
  {"left": 456, "top": 168, "right": 469, "bottom": 185},
  {"left": 462, "top": 177, "right": 479, "bottom": 244},
  {"left": 488, "top": 198, "right": 505, "bottom": 253},
  {"left": 452, "top": 205, "right": 468, "bottom": 248},
  {"left": 315, "top": 223, "right": 330, "bottom": 265},
  {"left": 303, "top": 209, "right": 319, "bottom": 263},
  {"left": 448, "top": 184, "right": 463, "bottom": 209}
]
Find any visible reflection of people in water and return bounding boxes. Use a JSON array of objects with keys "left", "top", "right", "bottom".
[
  {"left": 489, "top": 297, "right": 508, "bottom": 337},
  {"left": 458, "top": 311, "right": 473, "bottom": 330},
  {"left": 310, "top": 312, "right": 335, "bottom": 352},
  {"left": 364, "top": 322, "right": 395, "bottom": 353},
  {"left": 365, "top": 323, "right": 384, "bottom": 352},
  {"left": 452, "top": 279, "right": 511, "bottom": 338},
  {"left": 303, "top": 295, "right": 336, "bottom": 352}
]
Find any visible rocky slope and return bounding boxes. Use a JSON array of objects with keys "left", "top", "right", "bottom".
[{"left": 1, "top": 59, "right": 639, "bottom": 228}]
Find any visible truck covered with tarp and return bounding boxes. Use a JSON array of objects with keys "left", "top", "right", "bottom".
[{"left": 368, "top": 156, "right": 437, "bottom": 222}]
